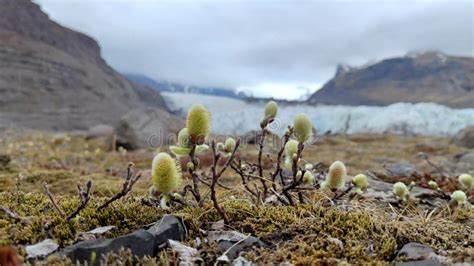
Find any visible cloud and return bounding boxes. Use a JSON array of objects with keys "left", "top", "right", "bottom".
[{"left": 35, "top": 0, "right": 473, "bottom": 99}]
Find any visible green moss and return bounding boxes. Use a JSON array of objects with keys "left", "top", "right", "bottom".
[{"left": 0, "top": 192, "right": 164, "bottom": 247}]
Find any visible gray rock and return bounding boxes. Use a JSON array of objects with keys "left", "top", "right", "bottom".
[
  {"left": 147, "top": 214, "right": 186, "bottom": 248},
  {"left": 85, "top": 124, "right": 115, "bottom": 140},
  {"left": 61, "top": 215, "right": 185, "bottom": 265},
  {"left": 385, "top": 163, "right": 416, "bottom": 177},
  {"left": 394, "top": 243, "right": 443, "bottom": 266},
  {"left": 458, "top": 152, "right": 474, "bottom": 166},
  {"left": 115, "top": 107, "right": 183, "bottom": 150},
  {"left": 452, "top": 125, "right": 474, "bottom": 148},
  {"left": 63, "top": 229, "right": 154, "bottom": 265},
  {"left": 208, "top": 231, "right": 267, "bottom": 261},
  {"left": 26, "top": 239, "right": 59, "bottom": 259},
  {"left": 397, "top": 243, "right": 434, "bottom": 259}
]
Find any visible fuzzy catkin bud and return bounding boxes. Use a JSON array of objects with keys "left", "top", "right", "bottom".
[
  {"left": 428, "top": 180, "right": 438, "bottom": 190},
  {"left": 224, "top": 138, "right": 236, "bottom": 153},
  {"left": 458, "top": 174, "right": 473, "bottom": 190},
  {"left": 393, "top": 182, "right": 409, "bottom": 201},
  {"left": 177, "top": 128, "right": 190, "bottom": 148},
  {"left": 284, "top": 140, "right": 299, "bottom": 158},
  {"left": 264, "top": 101, "right": 278, "bottom": 120},
  {"left": 284, "top": 140, "right": 299, "bottom": 168},
  {"left": 216, "top": 142, "right": 225, "bottom": 152},
  {"left": 352, "top": 174, "right": 368, "bottom": 189},
  {"left": 293, "top": 114, "right": 313, "bottom": 143},
  {"left": 151, "top": 153, "right": 182, "bottom": 194},
  {"left": 169, "top": 146, "right": 191, "bottom": 156},
  {"left": 303, "top": 171, "right": 314, "bottom": 185},
  {"left": 451, "top": 190, "right": 467, "bottom": 205},
  {"left": 322, "top": 161, "right": 347, "bottom": 190},
  {"left": 186, "top": 104, "right": 211, "bottom": 144}
]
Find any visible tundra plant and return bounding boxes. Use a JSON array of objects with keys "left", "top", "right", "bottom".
[
  {"left": 227, "top": 100, "right": 322, "bottom": 206},
  {"left": 352, "top": 174, "right": 368, "bottom": 194},
  {"left": 322, "top": 161, "right": 347, "bottom": 191},
  {"left": 451, "top": 190, "right": 467, "bottom": 206},
  {"left": 186, "top": 104, "right": 211, "bottom": 145},
  {"left": 151, "top": 153, "right": 182, "bottom": 209},
  {"left": 293, "top": 114, "right": 313, "bottom": 143},
  {"left": 458, "top": 174, "right": 473, "bottom": 191},
  {"left": 151, "top": 101, "right": 367, "bottom": 222},
  {"left": 392, "top": 182, "right": 409, "bottom": 201}
]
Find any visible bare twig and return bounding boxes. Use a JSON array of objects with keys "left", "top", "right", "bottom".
[
  {"left": 280, "top": 142, "right": 305, "bottom": 206},
  {"left": 270, "top": 127, "right": 294, "bottom": 190},
  {"left": 257, "top": 127, "right": 269, "bottom": 195},
  {"left": 210, "top": 138, "right": 241, "bottom": 223},
  {"left": 188, "top": 144, "right": 202, "bottom": 204},
  {"left": 231, "top": 162, "right": 258, "bottom": 197},
  {"left": 43, "top": 181, "right": 66, "bottom": 218},
  {"left": 417, "top": 152, "right": 448, "bottom": 178},
  {"left": 269, "top": 188, "right": 290, "bottom": 205},
  {"left": 97, "top": 163, "right": 143, "bottom": 211},
  {"left": 333, "top": 184, "right": 354, "bottom": 200},
  {"left": 0, "top": 204, "right": 22, "bottom": 222},
  {"left": 66, "top": 180, "right": 92, "bottom": 221}
]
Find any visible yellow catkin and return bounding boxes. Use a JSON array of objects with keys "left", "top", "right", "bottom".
[
  {"left": 151, "top": 153, "right": 182, "bottom": 193},
  {"left": 186, "top": 104, "right": 211, "bottom": 144}
]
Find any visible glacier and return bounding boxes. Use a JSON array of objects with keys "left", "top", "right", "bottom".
[{"left": 162, "top": 92, "right": 474, "bottom": 136}]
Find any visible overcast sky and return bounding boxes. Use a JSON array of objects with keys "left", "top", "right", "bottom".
[{"left": 35, "top": 0, "right": 473, "bottom": 99}]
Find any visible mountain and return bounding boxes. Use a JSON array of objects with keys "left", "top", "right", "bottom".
[
  {"left": 308, "top": 52, "right": 474, "bottom": 108},
  {"left": 0, "top": 0, "right": 178, "bottom": 131},
  {"left": 125, "top": 73, "right": 248, "bottom": 99}
]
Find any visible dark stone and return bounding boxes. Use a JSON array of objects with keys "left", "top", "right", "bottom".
[
  {"left": 147, "top": 214, "right": 186, "bottom": 248},
  {"left": 61, "top": 215, "right": 185, "bottom": 265},
  {"left": 62, "top": 229, "right": 154, "bottom": 265}
]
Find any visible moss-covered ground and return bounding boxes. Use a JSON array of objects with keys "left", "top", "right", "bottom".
[{"left": 0, "top": 130, "right": 472, "bottom": 264}]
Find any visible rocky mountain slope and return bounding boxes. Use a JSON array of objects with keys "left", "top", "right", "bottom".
[
  {"left": 0, "top": 0, "right": 178, "bottom": 131},
  {"left": 308, "top": 52, "right": 474, "bottom": 108},
  {"left": 124, "top": 73, "right": 248, "bottom": 99}
]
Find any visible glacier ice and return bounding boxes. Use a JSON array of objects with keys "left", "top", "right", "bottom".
[{"left": 162, "top": 92, "right": 474, "bottom": 137}]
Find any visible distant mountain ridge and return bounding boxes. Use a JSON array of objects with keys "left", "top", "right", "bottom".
[
  {"left": 125, "top": 73, "right": 248, "bottom": 99},
  {"left": 0, "top": 0, "right": 180, "bottom": 131},
  {"left": 308, "top": 52, "right": 474, "bottom": 108}
]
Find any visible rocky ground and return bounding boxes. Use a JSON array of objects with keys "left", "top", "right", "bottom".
[{"left": 0, "top": 130, "right": 473, "bottom": 265}]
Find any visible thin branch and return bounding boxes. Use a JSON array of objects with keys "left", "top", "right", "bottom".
[
  {"left": 0, "top": 204, "right": 22, "bottom": 222},
  {"left": 333, "top": 184, "right": 354, "bottom": 200},
  {"left": 210, "top": 138, "right": 241, "bottom": 223},
  {"left": 269, "top": 188, "right": 290, "bottom": 205},
  {"left": 417, "top": 152, "right": 448, "bottom": 178},
  {"left": 280, "top": 142, "right": 305, "bottom": 206},
  {"left": 97, "top": 163, "right": 143, "bottom": 211},
  {"left": 66, "top": 180, "right": 92, "bottom": 221},
  {"left": 271, "top": 127, "right": 294, "bottom": 190},
  {"left": 231, "top": 162, "right": 258, "bottom": 198},
  {"left": 188, "top": 144, "right": 202, "bottom": 203},
  {"left": 43, "top": 181, "right": 66, "bottom": 218},
  {"left": 257, "top": 127, "right": 269, "bottom": 195}
]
